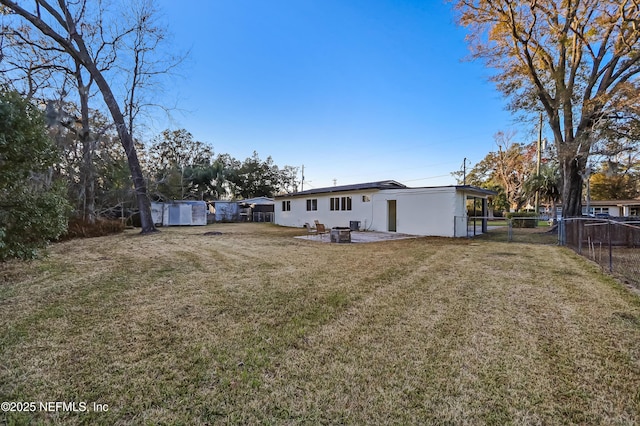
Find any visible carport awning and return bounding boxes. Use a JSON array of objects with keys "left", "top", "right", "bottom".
[{"left": 455, "top": 185, "right": 497, "bottom": 197}]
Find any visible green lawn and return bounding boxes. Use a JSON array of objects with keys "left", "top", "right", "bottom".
[{"left": 1, "top": 223, "right": 639, "bottom": 424}]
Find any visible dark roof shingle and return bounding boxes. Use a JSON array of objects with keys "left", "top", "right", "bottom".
[{"left": 276, "top": 180, "right": 406, "bottom": 198}]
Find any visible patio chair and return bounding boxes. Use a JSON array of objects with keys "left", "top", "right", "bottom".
[
  {"left": 315, "top": 222, "right": 329, "bottom": 240},
  {"left": 304, "top": 222, "right": 316, "bottom": 236}
]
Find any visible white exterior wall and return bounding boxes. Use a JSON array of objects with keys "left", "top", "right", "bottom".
[
  {"left": 582, "top": 205, "right": 622, "bottom": 216},
  {"left": 452, "top": 189, "right": 477, "bottom": 237},
  {"left": 371, "top": 187, "right": 459, "bottom": 237},
  {"left": 275, "top": 186, "right": 490, "bottom": 237},
  {"left": 275, "top": 190, "right": 378, "bottom": 229}
]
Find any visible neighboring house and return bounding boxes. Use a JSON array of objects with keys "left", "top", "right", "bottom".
[
  {"left": 274, "top": 180, "right": 495, "bottom": 238},
  {"left": 151, "top": 201, "right": 207, "bottom": 226},
  {"left": 581, "top": 199, "right": 640, "bottom": 217}
]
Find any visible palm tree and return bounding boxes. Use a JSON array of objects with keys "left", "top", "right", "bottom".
[{"left": 524, "top": 164, "right": 562, "bottom": 221}]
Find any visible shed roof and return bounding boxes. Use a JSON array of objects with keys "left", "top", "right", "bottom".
[{"left": 238, "top": 196, "right": 275, "bottom": 205}]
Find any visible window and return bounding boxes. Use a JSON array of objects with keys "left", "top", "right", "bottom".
[
  {"left": 583, "top": 206, "right": 609, "bottom": 215},
  {"left": 330, "top": 197, "right": 340, "bottom": 211},
  {"left": 306, "top": 199, "right": 317, "bottom": 211},
  {"left": 341, "top": 196, "right": 352, "bottom": 211},
  {"left": 282, "top": 200, "right": 291, "bottom": 211},
  {"left": 330, "top": 196, "right": 351, "bottom": 211}
]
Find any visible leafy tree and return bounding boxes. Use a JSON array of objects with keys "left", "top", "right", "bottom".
[
  {"left": 147, "top": 129, "right": 216, "bottom": 200},
  {"left": 278, "top": 165, "right": 300, "bottom": 194},
  {"left": 225, "top": 152, "right": 298, "bottom": 199},
  {"left": 452, "top": 0, "right": 640, "bottom": 217},
  {"left": 589, "top": 134, "right": 640, "bottom": 200},
  {"left": 182, "top": 161, "right": 226, "bottom": 200},
  {"left": 148, "top": 129, "right": 214, "bottom": 171},
  {"left": 225, "top": 152, "right": 276, "bottom": 199},
  {"left": 0, "top": 91, "right": 69, "bottom": 260},
  {"left": 590, "top": 170, "right": 640, "bottom": 201}
]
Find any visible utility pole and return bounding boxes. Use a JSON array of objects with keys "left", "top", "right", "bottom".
[
  {"left": 301, "top": 164, "right": 304, "bottom": 192},
  {"left": 534, "top": 112, "right": 543, "bottom": 214},
  {"left": 463, "top": 158, "right": 467, "bottom": 186}
]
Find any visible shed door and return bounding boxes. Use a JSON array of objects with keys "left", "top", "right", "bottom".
[
  {"left": 169, "top": 204, "right": 181, "bottom": 225},
  {"left": 388, "top": 200, "right": 397, "bottom": 232}
]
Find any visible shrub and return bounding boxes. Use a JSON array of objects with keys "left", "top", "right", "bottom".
[
  {"left": 506, "top": 212, "right": 539, "bottom": 228},
  {"left": 0, "top": 92, "right": 70, "bottom": 260},
  {"left": 61, "top": 218, "right": 126, "bottom": 240}
]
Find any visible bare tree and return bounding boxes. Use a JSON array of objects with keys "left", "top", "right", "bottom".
[
  {"left": 451, "top": 0, "right": 640, "bottom": 217},
  {"left": 119, "top": 0, "right": 185, "bottom": 140},
  {"left": 0, "top": 0, "right": 157, "bottom": 232}
]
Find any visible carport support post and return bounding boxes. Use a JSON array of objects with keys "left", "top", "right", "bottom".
[
  {"left": 473, "top": 197, "right": 478, "bottom": 236},
  {"left": 482, "top": 198, "right": 488, "bottom": 233}
]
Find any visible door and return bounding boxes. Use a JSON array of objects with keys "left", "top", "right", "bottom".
[
  {"left": 169, "top": 204, "right": 181, "bottom": 225},
  {"left": 388, "top": 200, "right": 397, "bottom": 232}
]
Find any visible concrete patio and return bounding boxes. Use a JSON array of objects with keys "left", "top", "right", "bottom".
[{"left": 295, "top": 230, "right": 418, "bottom": 243}]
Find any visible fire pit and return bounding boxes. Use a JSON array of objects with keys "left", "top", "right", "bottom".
[{"left": 330, "top": 227, "right": 351, "bottom": 243}]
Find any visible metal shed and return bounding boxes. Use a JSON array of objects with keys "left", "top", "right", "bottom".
[
  {"left": 213, "top": 201, "right": 240, "bottom": 222},
  {"left": 151, "top": 201, "right": 207, "bottom": 226}
]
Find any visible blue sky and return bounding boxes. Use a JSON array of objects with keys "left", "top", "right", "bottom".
[{"left": 154, "top": 0, "right": 520, "bottom": 189}]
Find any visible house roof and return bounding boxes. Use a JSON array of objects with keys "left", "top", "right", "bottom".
[
  {"left": 276, "top": 180, "right": 407, "bottom": 198},
  {"left": 275, "top": 180, "right": 497, "bottom": 199},
  {"left": 584, "top": 199, "right": 640, "bottom": 206}
]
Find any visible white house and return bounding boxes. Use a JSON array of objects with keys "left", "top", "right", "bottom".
[
  {"left": 581, "top": 199, "right": 640, "bottom": 217},
  {"left": 274, "top": 180, "right": 495, "bottom": 237}
]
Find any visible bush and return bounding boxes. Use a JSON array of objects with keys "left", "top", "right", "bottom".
[
  {"left": 0, "top": 185, "right": 70, "bottom": 260},
  {"left": 0, "top": 92, "right": 70, "bottom": 260},
  {"left": 60, "top": 218, "right": 126, "bottom": 240},
  {"left": 506, "top": 212, "right": 539, "bottom": 228}
]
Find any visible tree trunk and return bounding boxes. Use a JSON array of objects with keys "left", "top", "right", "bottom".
[
  {"left": 80, "top": 133, "right": 96, "bottom": 224},
  {"left": 75, "top": 52, "right": 155, "bottom": 232},
  {"left": 561, "top": 157, "right": 583, "bottom": 217},
  {"left": 83, "top": 60, "right": 156, "bottom": 233},
  {"left": 77, "top": 70, "right": 95, "bottom": 224}
]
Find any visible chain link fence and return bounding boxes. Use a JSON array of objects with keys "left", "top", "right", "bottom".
[
  {"left": 558, "top": 217, "right": 640, "bottom": 288},
  {"left": 458, "top": 216, "right": 557, "bottom": 244},
  {"left": 457, "top": 215, "right": 640, "bottom": 288}
]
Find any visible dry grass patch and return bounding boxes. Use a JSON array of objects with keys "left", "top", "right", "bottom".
[{"left": 1, "top": 223, "right": 639, "bottom": 424}]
